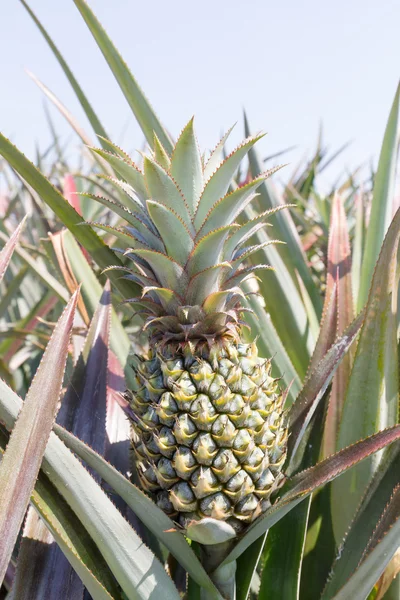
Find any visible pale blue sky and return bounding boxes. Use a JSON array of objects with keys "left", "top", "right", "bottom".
[{"left": 1, "top": 0, "right": 399, "bottom": 187}]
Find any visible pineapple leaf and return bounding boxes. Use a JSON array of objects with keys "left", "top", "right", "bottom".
[
  {"left": 187, "top": 225, "right": 236, "bottom": 276},
  {"left": 57, "top": 283, "right": 110, "bottom": 456},
  {"left": 203, "top": 124, "right": 235, "bottom": 182},
  {"left": 144, "top": 156, "right": 194, "bottom": 231},
  {"left": 198, "top": 174, "right": 274, "bottom": 238},
  {"left": 153, "top": 133, "right": 171, "bottom": 170},
  {"left": 186, "top": 263, "right": 232, "bottom": 305},
  {"left": 20, "top": 0, "right": 113, "bottom": 152},
  {"left": 91, "top": 148, "right": 148, "bottom": 200},
  {"left": 130, "top": 249, "right": 188, "bottom": 295},
  {"left": 53, "top": 424, "right": 222, "bottom": 598},
  {"left": 81, "top": 194, "right": 163, "bottom": 250},
  {"left": 322, "top": 193, "right": 354, "bottom": 457},
  {"left": 223, "top": 205, "right": 291, "bottom": 259},
  {"left": 331, "top": 205, "right": 400, "bottom": 543},
  {"left": 243, "top": 287, "right": 302, "bottom": 402},
  {"left": 99, "top": 175, "right": 149, "bottom": 214},
  {"left": 235, "top": 535, "right": 267, "bottom": 600},
  {"left": 74, "top": 0, "right": 173, "bottom": 154},
  {"left": 0, "top": 134, "right": 140, "bottom": 299},
  {"left": 81, "top": 186, "right": 148, "bottom": 221},
  {"left": 87, "top": 222, "right": 155, "bottom": 251},
  {"left": 0, "top": 427, "right": 119, "bottom": 600},
  {"left": 259, "top": 500, "right": 311, "bottom": 600},
  {"left": 351, "top": 193, "right": 365, "bottom": 305},
  {"left": 287, "top": 310, "right": 365, "bottom": 472},
  {"left": 194, "top": 134, "right": 265, "bottom": 228},
  {"left": 221, "top": 424, "right": 400, "bottom": 567},
  {"left": 244, "top": 113, "right": 322, "bottom": 317},
  {"left": 0, "top": 217, "right": 26, "bottom": 284},
  {"left": 322, "top": 445, "right": 400, "bottom": 598},
  {"left": 244, "top": 205, "right": 313, "bottom": 378},
  {"left": 170, "top": 117, "right": 203, "bottom": 215},
  {"left": 358, "top": 83, "right": 400, "bottom": 309},
  {"left": 147, "top": 200, "right": 194, "bottom": 265},
  {"left": 324, "top": 485, "right": 400, "bottom": 600},
  {"left": 0, "top": 290, "right": 78, "bottom": 585},
  {"left": 0, "top": 229, "right": 69, "bottom": 302},
  {"left": 0, "top": 381, "right": 181, "bottom": 600}
]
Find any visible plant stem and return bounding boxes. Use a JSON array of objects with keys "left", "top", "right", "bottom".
[{"left": 200, "top": 542, "right": 237, "bottom": 600}]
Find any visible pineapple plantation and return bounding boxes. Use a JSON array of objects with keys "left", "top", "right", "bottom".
[{"left": 0, "top": 1, "right": 399, "bottom": 599}]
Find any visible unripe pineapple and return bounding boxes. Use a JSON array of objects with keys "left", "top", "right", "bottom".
[{"left": 94, "top": 119, "right": 288, "bottom": 534}]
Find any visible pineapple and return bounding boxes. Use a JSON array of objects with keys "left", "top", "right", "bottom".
[{"left": 97, "top": 119, "right": 288, "bottom": 534}]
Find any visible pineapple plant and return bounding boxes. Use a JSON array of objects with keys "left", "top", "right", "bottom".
[
  {"left": 95, "top": 123, "right": 290, "bottom": 535},
  {"left": 0, "top": 1, "right": 399, "bottom": 599}
]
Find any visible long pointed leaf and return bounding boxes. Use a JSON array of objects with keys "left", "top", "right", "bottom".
[
  {"left": 358, "top": 83, "right": 400, "bottom": 309},
  {"left": 332, "top": 206, "right": 400, "bottom": 543},
  {"left": 0, "top": 135, "right": 140, "bottom": 299},
  {"left": 0, "top": 383, "right": 181, "bottom": 600},
  {"left": 53, "top": 423, "right": 222, "bottom": 598},
  {"left": 0, "top": 290, "right": 78, "bottom": 585},
  {"left": 74, "top": 0, "right": 173, "bottom": 153}
]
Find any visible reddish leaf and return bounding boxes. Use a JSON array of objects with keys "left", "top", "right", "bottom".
[
  {"left": 62, "top": 174, "right": 81, "bottom": 216},
  {"left": 0, "top": 290, "right": 78, "bottom": 585},
  {"left": 323, "top": 193, "right": 354, "bottom": 457},
  {"left": 288, "top": 310, "right": 364, "bottom": 468}
]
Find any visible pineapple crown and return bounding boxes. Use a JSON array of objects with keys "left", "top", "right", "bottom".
[{"left": 87, "top": 118, "right": 286, "bottom": 343}]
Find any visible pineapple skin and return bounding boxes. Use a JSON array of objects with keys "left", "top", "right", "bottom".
[{"left": 127, "top": 339, "right": 288, "bottom": 530}]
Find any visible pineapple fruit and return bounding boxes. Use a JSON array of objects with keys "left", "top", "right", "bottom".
[{"left": 98, "top": 119, "right": 288, "bottom": 535}]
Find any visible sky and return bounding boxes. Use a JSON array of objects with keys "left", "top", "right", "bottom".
[{"left": 1, "top": 0, "right": 399, "bottom": 190}]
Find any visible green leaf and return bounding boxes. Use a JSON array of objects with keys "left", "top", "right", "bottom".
[
  {"left": 358, "top": 83, "right": 400, "bottom": 310},
  {"left": 259, "top": 500, "right": 311, "bottom": 600},
  {"left": 287, "top": 310, "right": 364, "bottom": 470},
  {"left": 53, "top": 424, "right": 221, "bottom": 598},
  {"left": 57, "top": 230, "right": 131, "bottom": 367},
  {"left": 186, "top": 264, "right": 232, "bottom": 305},
  {"left": 242, "top": 288, "right": 302, "bottom": 404},
  {"left": 170, "top": 117, "right": 203, "bottom": 215},
  {"left": 235, "top": 535, "right": 266, "bottom": 600},
  {"left": 203, "top": 125, "right": 235, "bottom": 182},
  {"left": 81, "top": 194, "right": 163, "bottom": 250},
  {"left": 0, "top": 230, "right": 69, "bottom": 302},
  {"left": 74, "top": 0, "right": 173, "bottom": 153},
  {"left": 0, "top": 217, "right": 26, "bottom": 284},
  {"left": 329, "top": 485, "right": 400, "bottom": 600},
  {"left": 331, "top": 207, "right": 400, "bottom": 543},
  {"left": 144, "top": 157, "right": 193, "bottom": 231},
  {"left": 188, "top": 226, "right": 235, "bottom": 275},
  {"left": 351, "top": 193, "right": 365, "bottom": 311},
  {"left": 194, "top": 135, "right": 264, "bottom": 228},
  {"left": 0, "top": 134, "right": 140, "bottom": 299},
  {"left": 131, "top": 249, "right": 188, "bottom": 294},
  {"left": 92, "top": 148, "right": 148, "bottom": 200},
  {"left": 0, "top": 290, "right": 78, "bottom": 585},
  {"left": 199, "top": 174, "right": 275, "bottom": 239},
  {"left": 244, "top": 113, "right": 322, "bottom": 318},
  {"left": 321, "top": 443, "right": 400, "bottom": 598},
  {"left": 20, "top": 0, "right": 113, "bottom": 152},
  {"left": 153, "top": 133, "right": 171, "bottom": 170},
  {"left": 245, "top": 206, "right": 313, "bottom": 378},
  {"left": 147, "top": 200, "right": 194, "bottom": 265}
]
